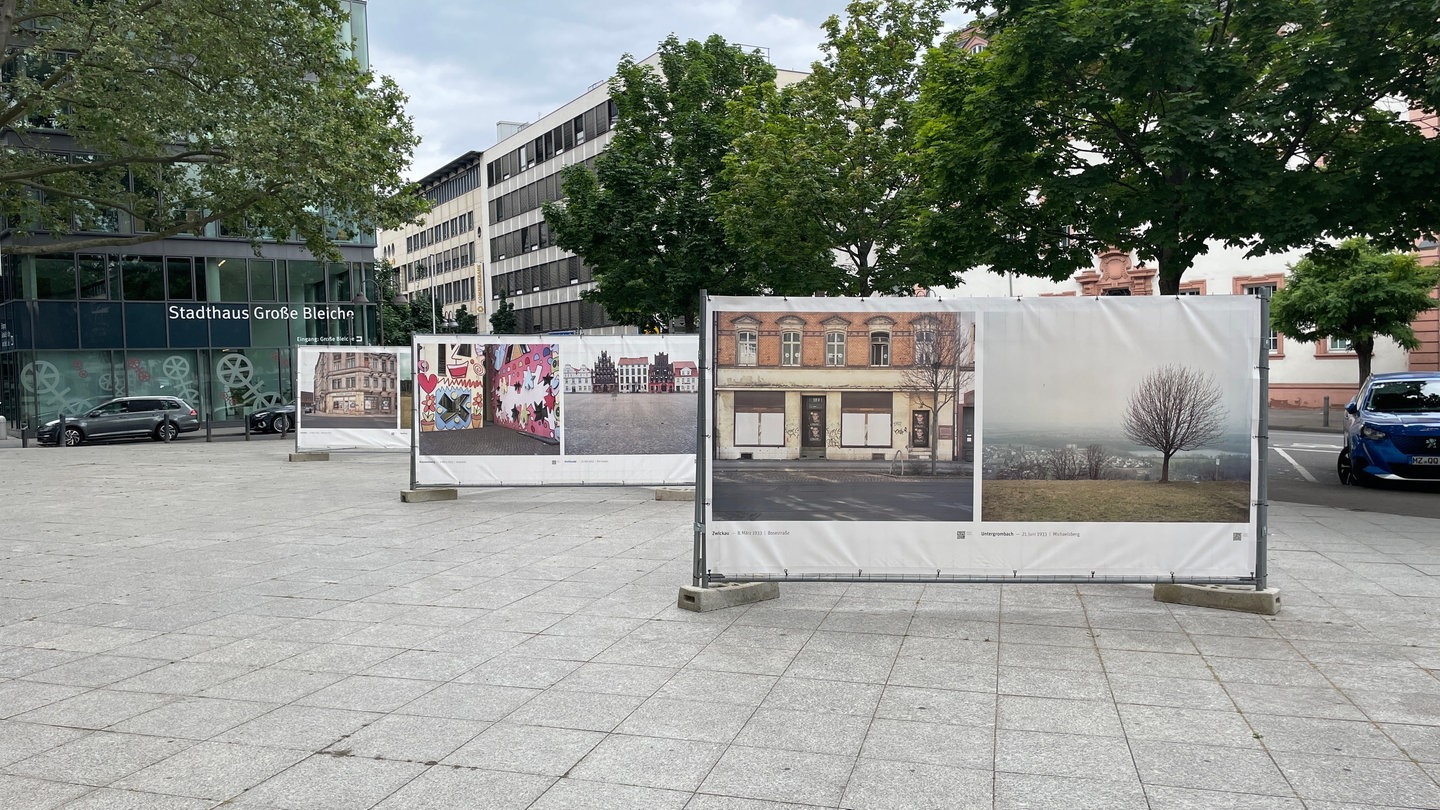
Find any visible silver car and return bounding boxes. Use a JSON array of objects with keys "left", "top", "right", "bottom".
[{"left": 38, "top": 396, "right": 201, "bottom": 446}]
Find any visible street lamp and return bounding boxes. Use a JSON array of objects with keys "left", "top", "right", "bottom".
[{"left": 352, "top": 282, "right": 406, "bottom": 346}]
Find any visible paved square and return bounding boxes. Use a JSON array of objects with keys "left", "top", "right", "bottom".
[{"left": 1, "top": 439, "right": 1437, "bottom": 808}]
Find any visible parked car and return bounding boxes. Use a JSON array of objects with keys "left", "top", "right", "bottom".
[
  {"left": 1339, "top": 372, "right": 1440, "bottom": 485},
  {"left": 37, "top": 396, "right": 200, "bottom": 446},
  {"left": 248, "top": 403, "right": 296, "bottom": 434}
]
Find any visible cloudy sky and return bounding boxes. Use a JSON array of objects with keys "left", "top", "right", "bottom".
[{"left": 366, "top": 1, "right": 970, "bottom": 179}]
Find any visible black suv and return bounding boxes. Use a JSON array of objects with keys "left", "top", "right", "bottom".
[{"left": 38, "top": 397, "right": 201, "bottom": 446}]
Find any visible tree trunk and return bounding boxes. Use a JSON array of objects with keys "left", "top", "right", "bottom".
[
  {"left": 1354, "top": 336, "right": 1375, "bottom": 389},
  {"left": 930, "top": 391, "right": 939, "bottom": 476},
  {"left": 1159, "top": 453, "right": 1172, "bottom": 483}
]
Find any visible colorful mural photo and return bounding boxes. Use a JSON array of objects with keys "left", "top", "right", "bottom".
[
  {"left": 412, "top": 338, "right": 561, "bottom": 456},
  {"left": 489, "top": 343, "right": 560, "bottom": 443},
  {"left": 417, "top": 342, "right": 484, "bottom": 433}
]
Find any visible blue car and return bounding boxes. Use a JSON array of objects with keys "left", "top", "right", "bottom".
[{"left": 1338, "top": 372, "right": 1440, "bottom": 485}]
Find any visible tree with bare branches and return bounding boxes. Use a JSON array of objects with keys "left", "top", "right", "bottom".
[
  {"left": 898, "top": 315, "right": 973, "bottom": 474},
  {"left": 1121, "top": 365, "right": 1226, "bottom": 484},
  {"left": 1083, "top": 443, "right": 1112, "bottom": 481},
  {"left": 1044, "top": 445, "right": 1083, "bottom": 480}
]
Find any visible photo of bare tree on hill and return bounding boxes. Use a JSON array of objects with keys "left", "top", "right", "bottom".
[
  {"left": 980, "top": 300, "right": 1254, "bottom": 523},
  {"left": 1121, "top": 364, "right": 1226, "bottom": 484}
]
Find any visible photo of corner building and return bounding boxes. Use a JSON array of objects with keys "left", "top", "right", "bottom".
[
  {"left": 310, "top": 352, "right": 398, "bottom": 417},
  {"left": 710, "top": 308, "right": 978, "bottom": 523},
  {"left": 0, "top": 3, "right": 382, "bottom": 437},
  {"left": 714, "top": 310, "right": 976, "bottom": 464}
]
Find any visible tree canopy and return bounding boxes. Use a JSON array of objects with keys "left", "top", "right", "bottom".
[
  {"left": 543, "top": 35, "right": 777, "bottom": 332},
  {"left": 718, "top": 0, "right": 949, "bottom": 297},
  {"left": 1, "top": 0, "right": 427, "bottom": 260},
  {"left": 1270, "top": 238, "right": 1440, "bottom": 386},
  {"left": 915, "top": 0, "right": 1440, "bottom": 294}
]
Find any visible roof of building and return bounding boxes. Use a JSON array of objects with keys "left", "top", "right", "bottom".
[{"left": 416, "top": 150, "right": 484, "bottom": 192}]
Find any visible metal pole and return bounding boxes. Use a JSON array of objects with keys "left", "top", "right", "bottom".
[
  {"left": 693, "top": 290, "right": 708, "bottom": 588},
  {"left": 1255, "top": 289, "right": 1271, "bottom": 591},
  {"left": 25, "top": 300, "right": 37, "bottom": 448},
  {"left": 409, "top": 338, "right": 419, "bottom": 490},
  {"left": 1322, "top": 395, "right": 1330, "bottom": 428}
]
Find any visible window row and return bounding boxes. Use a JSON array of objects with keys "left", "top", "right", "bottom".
[
  {"left": 5, "top": 253, "right": 370, "bottom": 305},
  {"left": 3, "top": 151, "right": 371, "bottom": 246},
  {"left": 485, "top": 100, "right": 617, "bottom": 185},
  {"left": 326, "top": 375, "right": 393, "bottom": 391},
  {"left": 489, "top": 157, "right": 596, "bottom": 225},
  {"left": 735, "top": 329, "right": 907, "bottom": 367},
  {"left": 491, "top": 222, "right": 554, "bottom": 260},
  {"left": 513, "top": 299, "right": 613, "bottom": 334},
  {"left": 733, "top": 391, "right": 895, "bottom": 448},
  {"left": 492, "top": 256, "right": 591, "bottom": 298},
  {"left": 431, "top": 277, "right": 476, "bottom": 308},
  {"left": 421, "top": 164, "right": 481, "bottom": 207},
  {"left": 407, "top": 211, "right": 474, "bottom": 253},
  {"left": 401, "top": 241, "right": 475, "bottom": 282}
]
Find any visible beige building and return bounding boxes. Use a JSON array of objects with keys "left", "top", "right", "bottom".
[{"left": 313, "top": 352, "right": 398, "bottom": 415}]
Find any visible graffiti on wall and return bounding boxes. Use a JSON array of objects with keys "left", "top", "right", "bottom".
[
  {"left": 490, "top": 344, "right": 559, "bottom": 441},
  {"left": 418, "top": 343, "right": 484, "bottom": 432}
]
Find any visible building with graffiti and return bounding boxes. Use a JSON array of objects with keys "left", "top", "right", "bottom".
[{"left": 714, "top": 310, "right": 976, "bottom": 463}]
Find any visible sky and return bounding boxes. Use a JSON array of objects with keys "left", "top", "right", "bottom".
[{"left": 365, "top": 1, "right": 969, "bottom": 180}]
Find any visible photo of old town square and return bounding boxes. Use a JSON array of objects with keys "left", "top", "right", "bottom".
[
  {"left": 709, "top": 309, "right": 977, "bottom": 522},
  {"left": 562, "top": 337, "right": 699, "bottom": 455}
]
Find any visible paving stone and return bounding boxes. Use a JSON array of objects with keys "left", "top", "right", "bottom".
[
  {"left": 370, "top": 765, "right": 553, "bottom": 810},
  {"left": 568, "top": 734, "right": 725, "bottom": 791},
  {"left": 734, "top": 707, "right": 870, "bottom": 757},
  {"left": 443, "top": 722, "right": 602, "bottom": 775},
  {"left": 327, "top": 714, "right": 486, "bottom": 764},
  {"left": 6, "top": 731, "right": 192, "bottom": 787},
  {"left": 699, "top": 745, "right": 854, "bottom": 807},
  {"left": 994, "top": 773, "right": 1148, "bottom": 810},
  {"left": 841, "top": 758, "right": 992, "bottom": 810},
  {"left": 111, "top": 741, "right": 306, "bottom": 800},
  {"left": 528, "top": 778, "right": 690, "bottom": 810},
  {"left": 230, "top": 753, "right": 427, "bottom": 810}
]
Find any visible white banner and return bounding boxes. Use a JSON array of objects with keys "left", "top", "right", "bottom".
[
  {"left": 412, "top": 335, "right": 698, "bottom": 486},
  {"left": 295, "top": 347, "right": 411, "bottom": 452},
  {"left": 705, "top": 295, "right": 1261, "bottom": 581}
]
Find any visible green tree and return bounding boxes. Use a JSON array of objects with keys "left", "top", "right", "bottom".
[
  {"left": 719, "top": 0, "right": 948, "bottom": 297},
  {"left": 489, "top": 290, "right": 518, "bottom": 334},
  {"left": 1, "top": 0, "right": 427, "bottom": 261},
  {"left": 368, "top": 259, "right": 455, "bottom": 345},
  {"left": 1270, "top": 239, "right": 1440, "bottom": 386},
  {"left": 915, "top": 1, "right": 1440, "bottom": 294},
  {"left": 451, "top": 304, "right": 478, "bottom": 334},
  {"left": 544, "top": 35, "right": 776, "bottom": 332}
]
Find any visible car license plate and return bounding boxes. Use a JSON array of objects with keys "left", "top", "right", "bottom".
[{"left": 1412, "top": 456, "right": 1440, "bottom": 466}]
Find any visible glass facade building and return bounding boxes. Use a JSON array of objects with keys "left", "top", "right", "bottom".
[
  {"left": 0, "top": 251, "right": 378, "bottom": 430},
  {"left": 0, "top": 2, "right": 378, "bottom": 435}
]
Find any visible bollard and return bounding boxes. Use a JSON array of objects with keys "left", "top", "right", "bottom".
[
  {"left": 1323, "top": 395, "right": 1330, "bottom": 428},
  {"left": 56, "top": 414, "right": 66, "bottom": 448}
]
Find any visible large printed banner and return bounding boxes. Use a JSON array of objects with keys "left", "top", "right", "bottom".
[
  {"left": 295, "top": 347, "right": 412, "bottom": 452},
  {"left": 413, "top": 335, "right": 698, "bottom": 486},
  {"left": 705, "top": 295, "right": 1262, "bottom": 581}
]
